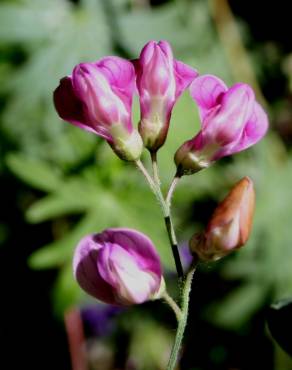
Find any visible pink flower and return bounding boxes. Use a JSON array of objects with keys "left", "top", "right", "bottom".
[
  {"left": 73, "top": 228, "right": 164, "bottom": 306},
  {"left": 175, "top": 75, "right": 268, "bottom": 174},
  {"left": 133, "top": 40, "right": 198, "bottom": 151},
  {"left": 190, "top": 177, "right": 255, "bottom": 261},
  {"left": 53, "top": 57, "right": 143, "bottom": 161}
]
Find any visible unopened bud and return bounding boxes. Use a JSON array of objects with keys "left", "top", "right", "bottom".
[
  {"left": 133, "top": 40, "right": 197, "bottom": 152},
  {"left": 190, "top": 177, "right": 255, "bottom": 261}
]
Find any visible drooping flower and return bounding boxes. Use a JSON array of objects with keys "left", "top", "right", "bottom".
[
  {"left": 133, "top": 40, "right": 198, "bottom": 152},
  {"left": 189, "top": 177, "right": 255, "bottom": 261},
  {"left": 53, "top": 57, "right": 143, "bottom": 161},
  {"left": 175, "top": 75, "right": 268, "bottom": 175},
  {"left": 73, "top": 228, "right": 164, "bottom": 306}
]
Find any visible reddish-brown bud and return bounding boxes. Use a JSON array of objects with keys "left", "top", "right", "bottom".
[{"left": 190, "top": 177, "right": 255, "bottom": 261}]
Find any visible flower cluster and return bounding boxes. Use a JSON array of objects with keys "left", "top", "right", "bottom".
[
  {"left": 54, "top": 40, "right": 267, "bottom": 172},
  {"left": 53, "top": 41, "right": 267, "bottom": 364}
]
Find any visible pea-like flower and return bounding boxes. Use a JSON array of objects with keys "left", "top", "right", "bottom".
[
  {"left": 53, "top": 57, "right": 143, "bottom": 161},
  {"left": 133, "top": 40, "right": 198, "bottom": 152},
  {"left": 73, "top": 228, "right": 164, "bottom": 306},
  {"left": 190, "top": 177, "right": 255, "bottom": 261},
  {"left": 175, "top": 75, "right": 268, "bottom": 175}
]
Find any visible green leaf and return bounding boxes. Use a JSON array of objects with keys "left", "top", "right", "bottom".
[
  {"left": 28, "top": 211, "right": 105, "bottom": 269},
  {"left": 129, "top": 319, "right": 173, "bottom": 369},
  {"left": 6, "top": 153, "right": 62, "bottom": 191},
  {"left": 25, "top": 178, "right": 101, "bottom": 222},
  {"left": 52, "top": 263, "right": 84, "bottom": 317},
  {"left": 206, "top": 283, "right": 267, "bottom": 329},
  {"left": 0, "top": 0, "right": 68, "bottom": 43}
]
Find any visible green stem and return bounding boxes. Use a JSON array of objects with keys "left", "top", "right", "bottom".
[
  {"left": 150, "top": 151, "right": 161, "bottom": 186},
  {"left": 164, "top": 175, "right": 183, "bottom": 279},
  {"left": 135, "top": 159, "right": 156, "bottom": 193},
  {"left": 167, "top": 264, "right": 197, "bottom": 370},
  {"left": 135, "top": 159, "right": 183, "bottom": 279},
  {"left": 164, "top": 216, "right": 184, "bottom": 279},
  {"left": 150, "top": 157, "right": 183, "bottom": 279},
  {"left": 135, "top": 160, "right": 165, "bottom": 212},
  {"left": 166, "top": 176, "right": 180, "bottom": 211},
  {"left": 162, "top": 291, "right": 183, "bottom": 322}
]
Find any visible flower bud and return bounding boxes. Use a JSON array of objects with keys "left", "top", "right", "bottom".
[
  {"left": 73, "top": 228, "right": 164, "bottom": 306},
  {"left": 53, "top": 57, "right": 143, "bottom": 161},
  {"left": 190, "top": 177, "right": 255, "bottom": 261},
  {"left": 175, "top": 75, "right": 268, "bottom": 175},
  {"left": 133, "top": 40, "right": 198, "bottom": 152}
]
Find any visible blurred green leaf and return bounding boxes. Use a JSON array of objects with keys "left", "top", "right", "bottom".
[
  {"left": 0, "top": 0, "right": 68, "bottom": 43},
  {"left": 206, "top": 282, "right": 267, "bottom": 329},
  {"left": 28, "top": 210, "right": 105, "bottom": 269},
  {"left": 26, "top": 178, "right": 102, "bottom": 222},
  {"left": 129, "top": 318, "right": 173, "bottom": 369},
  {"left": 6, "top": 153, "right": 62, "bottom": 191},
  {"left": 52, "top": 262, "right": 84, "bottom": 316}
]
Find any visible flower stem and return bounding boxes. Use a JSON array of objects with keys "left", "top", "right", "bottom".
[
  {"left": 149, "top": 155, "right": 184, "bottom": 279},
  {"left": 151, "top": 151, "right": 161, "bottom": 186},
  {"left": 135, "top": 159, "right": 165, "bottom": 211},
  {"left": 135, "top": 159, "right": 183, "bottom": 279},
  {"left": 162, "top": 291, "right": 183, "bottom": 322},
  {"left": 164, "top": 174, "right": 183, "bottom": 279},
  {"left": 164, "top": 215, "right": 184, "bottom": 279},
  {"left": 166, "top": 176, "right": 180, "bottom": 210},
  {"left": 135, "top": 159, "right": 156, "bottom": 192},
  {"left": 167, "top": 263, "right": 197, "bottom": 370}
]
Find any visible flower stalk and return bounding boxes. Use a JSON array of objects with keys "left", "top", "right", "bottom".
[
  {"left": 162, "top": 291, "right": 183, "bottom": 322},
  {"left": 136, "top": 157, "right": 184, "bottom": 280},
  {"left": 167, "top": 262, "right": 197, "bottom": 370}
]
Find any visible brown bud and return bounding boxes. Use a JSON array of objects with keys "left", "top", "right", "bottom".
[{"left": 190, "top": 177, "right": 255, "bottom": 261}]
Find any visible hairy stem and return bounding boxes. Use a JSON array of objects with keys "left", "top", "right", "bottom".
[
  {"left": 164, "top": 216, "right": 184, "bottom": 279},
  {"left": 135, "top": 159, "right": 156, "bottom": 192},
  {"left": 135, "top": 159, "right": 165, "bottom": 211},
  {"left": 151, "top": 151, "right": 161, "bottom": 186},
  {"left": 162, "top": 291, "right": 183, "bottom": 322},
  {"left": 167, "top": 263, "right": 197, "bottom": 370},
  {"left": 135, "top": 159, "right": 183, "bottom": 279},
  {"left": 150, "top": 155, "right": 183, "bottom": 279},
  {"left": 166, "top": 176, "right": 181, "bottom": 210}
]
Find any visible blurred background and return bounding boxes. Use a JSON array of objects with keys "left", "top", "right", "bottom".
[{"left": 1, "top": 0, "right": 292, "bottom": 369}]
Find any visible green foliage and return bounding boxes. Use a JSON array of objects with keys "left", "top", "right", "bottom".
[
  {"left": 129, "top": 318, "right": 173, "bottom": 369},
  {"left": 6, "top": 153, "right": 62, "bottom": 192}
]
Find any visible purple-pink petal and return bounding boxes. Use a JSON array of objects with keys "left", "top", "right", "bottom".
[
  {"left": 53, "top": 77, "right": 98, "bottom": 135},
  {"left": 95, "top": 57, "right": 136, "bottom": 113},
  {"left": 189, "top": 74, "right": 227, "bottom": 120},
  {"left": 73, "top": 228, "right": 162, "bottom": 306},
  {"left": 139, "top": 40, "right": 158, "bottom": 65},
  {"left": 203, "top": 83, "right": 255, "bottom": 146},
  {"left": 96, "top": 228, "right": 162, "bottom": 278},
  {"left": 229, "top": 102, "right": 269, "bottom": 154},
  {"left": 73, "top": 234, "right": 116, "bottom": 305},
  {"left": 174, "top": 74, "right": 268, "bottom": 174},
  {"left": 54, "top": 57, "right": 137, "bottom": 145},
  {"left": 157, "top": 40, "right": 173, "bottom": 60},
  {"left": 174, "top": 60, "right": 198, "bottom": 99}
]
